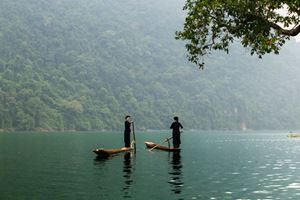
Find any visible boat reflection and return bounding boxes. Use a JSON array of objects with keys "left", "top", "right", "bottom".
[
  {"left": 93, "top": 154, "right": 112, "bottom": 165},
  {"left": 168, "top": 152, "right": 184, "bottom": 197},
  {"left": 122, "top": 152, "right": 134, "bottom": 198}
]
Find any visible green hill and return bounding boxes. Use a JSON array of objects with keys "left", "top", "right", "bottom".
[{"left": 0, "top": 0, "right": 300, "bottom": 131}]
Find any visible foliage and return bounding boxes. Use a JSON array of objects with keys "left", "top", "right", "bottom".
[
  {"left": 176, "top": 0, "right": 300, "bottom": 68},
  {"left": 0, "top": 0, "right": 300, "bottom": 131}
]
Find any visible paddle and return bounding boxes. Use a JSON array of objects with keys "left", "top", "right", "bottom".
[
  {"left": 149, "top": 137, "right": 173, "bottom": 151},
  {"left": 132, "top": 121, "right": 136, "bottom": 152}
]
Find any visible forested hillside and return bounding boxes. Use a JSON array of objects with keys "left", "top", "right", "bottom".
[{"left": 1, "top": 0, "right": 300, "bottom": 131}]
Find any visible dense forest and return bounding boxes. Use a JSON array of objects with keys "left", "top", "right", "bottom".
[{"left": 1, "top": 0, "right": 300, "bottom": 131}]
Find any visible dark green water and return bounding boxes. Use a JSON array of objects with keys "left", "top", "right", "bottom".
[{"left": 0, "top": 131, "right": 300, "bottom": 200}]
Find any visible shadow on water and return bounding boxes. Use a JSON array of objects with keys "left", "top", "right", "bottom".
[
  {"left": 168, "top": 152, "right": 184, "bottom": 199},
  {"left": 122, "top": 152, "right": 134, "bottom": 199},
  {"left": 93, "top": 154, "right": 112, "bottom": 164}
]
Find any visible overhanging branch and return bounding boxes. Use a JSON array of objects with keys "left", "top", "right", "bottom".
[{"left": 269, "top": 22, "right": 300, "bottom": 36}]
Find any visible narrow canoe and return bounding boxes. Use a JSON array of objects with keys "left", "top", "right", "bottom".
[
  {"left": 93, "top": 147, "right": 132, "bottom": 157},
  {"left": 145, "top": 141, "right": 180, "bottom": 152},
  {"left": 287, "top": 134, "right": 300, "bottom": 138}
]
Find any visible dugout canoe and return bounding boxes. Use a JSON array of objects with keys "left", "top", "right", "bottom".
[
  {"left": 145, "top": 141, "right": 181, "bottom": 152},
  {"left": 287, "top": 134, "right": 300, "bottom": 138},
  {"left": 93, "top": 147, "right": 132, "bottom": 157}
]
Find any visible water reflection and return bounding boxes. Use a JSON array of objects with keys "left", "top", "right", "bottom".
[
  {"left": 168, "top": 152, "right": 184, "bottom": 198},
  {"left": 93, "top": 155, "right": 112, "bottom": 165},
  {"left": 122, "top": 152, "right": 134, "bottom": 198}
]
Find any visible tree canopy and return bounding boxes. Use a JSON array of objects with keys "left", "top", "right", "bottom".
[
  {"left": 1, "top": 0, "right": 300, "bottom": 132},
  {"left": 176, "top": 0, "right": 300, "bottom": 68}
]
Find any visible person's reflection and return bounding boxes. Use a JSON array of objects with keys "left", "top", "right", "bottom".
[
  {"left": 122, "top": 152, "right": 133, "bottom": 198},
  {"left": 168, "top": 152, "right": 183, "bottom": 196}
]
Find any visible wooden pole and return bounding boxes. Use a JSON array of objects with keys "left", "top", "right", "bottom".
[
  {"left": 132, "top": 121, "right": 136, "bottom": 152},
  {"left": 149, "top": 137, "right": 173, "bottom": 151}
]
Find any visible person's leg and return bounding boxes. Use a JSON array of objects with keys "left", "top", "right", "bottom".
[
  {"left": 173, "top": 133, "right": 180, "bottom": 148},
  {"left": 124, "top": 132, "right": 130, "bottom": 147}
]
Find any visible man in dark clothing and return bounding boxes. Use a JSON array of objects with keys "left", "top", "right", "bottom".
[
  {"left": 170, "top": 116, "right": 183, "bottom": 148},
  {"left": 124, "top": 115, "right": 132, "bottom": 148}
]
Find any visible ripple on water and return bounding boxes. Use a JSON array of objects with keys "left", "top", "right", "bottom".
[
  {"left": 271, "top": 178, "right": 290, "bottom": 182},
  {"left": 264, "top": 184, "right": 282, "bottom": 189},
  {"left": 252, "top": 190, "right": 272, "bottom": 194},
  {"left": 266, "top": 173, "right": 281, "bottom": 177},
  {"left": 259, "top": 166, "right": 267, "bottom": 169},
  {"left": 286, "top": 183, "right": 300, "bottom": 189}
]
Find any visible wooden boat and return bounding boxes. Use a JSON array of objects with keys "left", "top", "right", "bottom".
[
  {"left": 144, "top": 141, "right": 180, "bottom": 152},
  {"left": 287, "top": 134, "right": 300, "bottom": 138},
  {"left": 93, "top": 147, "right": 132, "bottom": 157}
]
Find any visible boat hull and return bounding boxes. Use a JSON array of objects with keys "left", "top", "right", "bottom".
[
  {"left": 287, "top": 134, "right": 300, "bottom": 138},
  {"left": 145, "top": 141, "right": 180, "bottom": 152},
  {"left": 93, "top": 147, "right": 132, "bottom": 157}
]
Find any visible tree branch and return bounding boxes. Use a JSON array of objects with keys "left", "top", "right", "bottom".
[
  {"left": 269, "top": 22, "right": 300, "bottom": 36},
  {"left": 247, "top": 9, "right": 300, "bottom": 37}
]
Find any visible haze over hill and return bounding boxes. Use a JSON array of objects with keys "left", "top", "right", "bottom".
[{"left": 0, "top": 0, "right": 300, "bottom": 131}]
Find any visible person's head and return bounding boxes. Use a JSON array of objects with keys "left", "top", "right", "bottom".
[
  {"left": 125, "top": 115, "right": 131, "bottom": 121},
  {"left": 173, "top": 116, "right": 179, "bottom": 121}
]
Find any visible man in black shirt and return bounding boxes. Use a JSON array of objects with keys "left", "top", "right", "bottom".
[
  {"left": 170, "top": 116, "right": 183, "bottom": 148},
  {"left": 124, "top": 115, "right": 132, "bottom": 148}
]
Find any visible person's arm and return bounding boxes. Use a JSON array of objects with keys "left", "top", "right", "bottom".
[
  {"left": 125, "top": 121, "right": 131, "bottom": 130},
  {"left": 170, "top": 123, "right": 174, "bottom": 129},
  {"left": 180, "top": 123, "right": 183, "bottom": 129}
]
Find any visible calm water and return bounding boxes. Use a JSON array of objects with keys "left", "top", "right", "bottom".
[{"left": 0, "top": 131, "right": 300, "bottom": 200}]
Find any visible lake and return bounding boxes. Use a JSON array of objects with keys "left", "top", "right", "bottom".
[{"left": 0, "top": 131, "right": 300, "bottom": 200}]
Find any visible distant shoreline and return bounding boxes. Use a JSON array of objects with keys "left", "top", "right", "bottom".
[{"left": 0, "top": 129, "right": 297, "bottom": 133}]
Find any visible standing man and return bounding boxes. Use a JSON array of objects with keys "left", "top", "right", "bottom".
[
  {"left": 170, "top": 116, "right": 183, "bottom": 148},
  {"left": 124, "top": 115, "right": 132, "bottom": 148}
]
